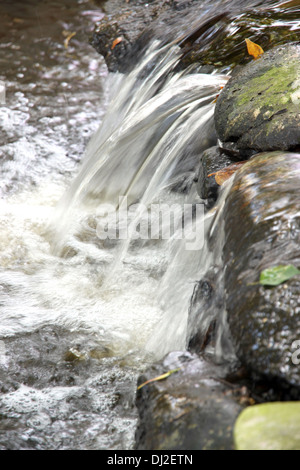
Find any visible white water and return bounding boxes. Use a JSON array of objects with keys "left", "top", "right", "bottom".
[{"left": 0, "top": 43, "right": 229, "bottom": 364}]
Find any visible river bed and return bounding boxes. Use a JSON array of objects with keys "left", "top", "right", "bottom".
[{"left": 0, "top": 0, "right": 142, "bottom": 450}]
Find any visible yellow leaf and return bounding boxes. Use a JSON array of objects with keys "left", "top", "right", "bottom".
[
  {"left": 212, "top": 85, "right": 225, "bottom": 103},
  {"left": 245, "top": 38, "right": 264, "bottom": 60},
  {"left": 63, "top": 31, "right": 76, "bottom": 49},
  {"left": 137, "top": 368, "right": 181, "bottom": 390}
]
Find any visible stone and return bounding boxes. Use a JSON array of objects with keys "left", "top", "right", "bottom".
[
  {"left": 196, "top": 146, "right": 234, "bottom": 207},
  {"left": 234, "top": 402, "right": 300, "bottom": 450},
  {"left": 135, "top": 351, "right": 244, "bottom": 450},
  {"left": 215, "top": 42, "right": 300, "bottom": 153},
  {"left": 222, "top": 151, "right": 300, "bottom": 386}
]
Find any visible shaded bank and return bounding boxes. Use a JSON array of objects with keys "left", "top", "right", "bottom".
[{"left": 91, "top": 0, "right": 300, "bottom": 73}]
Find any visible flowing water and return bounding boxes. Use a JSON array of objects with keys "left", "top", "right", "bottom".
[{"left": 0, "top": 0, "right": 299, "bottom": 450}]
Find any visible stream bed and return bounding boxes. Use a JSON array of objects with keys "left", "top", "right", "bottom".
[{"left": 0, "top": 0, "right": 142, "bottom": 450}]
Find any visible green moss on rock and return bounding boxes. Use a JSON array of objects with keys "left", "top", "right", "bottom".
[
  {"left": 215, "top": 43, "right": 300, "bottom": 152},
  {"left": 236, "top": 63, "right": 298, "bottom": 109}
]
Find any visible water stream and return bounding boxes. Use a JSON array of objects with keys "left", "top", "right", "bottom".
[{"left": 0, "top": 0, "right": 299, "bottom": 451}]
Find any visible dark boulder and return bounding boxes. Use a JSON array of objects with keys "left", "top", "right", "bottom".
[
  {"left": 215, "top": 43, "right": 300, "bottom": 153},
  {"left": 135, "top": 351, "right": 244, "bottom": 450},
  {"left": 222, "top": 151, "right": 300, "bottom": 386},
  {"left": 196, "top": 145, "right": 234, "bottom": 207},
  {"left": 90, "top": 0, "right": 171, "bottom": 73}
]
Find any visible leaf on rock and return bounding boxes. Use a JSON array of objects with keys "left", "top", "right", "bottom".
[
  {"left": 137, "top": 368, "right": 181, "bottom": 390},
  {"left": 111, "top": 37, "right": 123, "bottom": 50},
  {"left": 259, "top": 265, "right": 300, "bottom": 286},
  {"left": 245, "top": 38, "right": 264, "bottom": 60},
  {"left": 212, "top": 85, "right": 225, "bottom": 103},
  {"left": 208, "top": 161, "right": 247, "bottom": 185}
]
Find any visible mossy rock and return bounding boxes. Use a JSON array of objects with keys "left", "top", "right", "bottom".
[
  {"left": 215, "top": 42, "right": 300, "bottom": 152},
  {"left": 234, "top": 402, "right": 300, "bottom": 450}
]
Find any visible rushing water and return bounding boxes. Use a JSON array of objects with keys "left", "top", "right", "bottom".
[{"left": 0, "top": 0, "right": 299, "bottom": 451}]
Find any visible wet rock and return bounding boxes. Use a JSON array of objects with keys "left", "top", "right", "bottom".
[
  {"left": 234, "top": 402, "right": 300, "bottom": 450},
  {"left": 187, "top": 276, "right": 217, "bottom": 353},
  {"left": 222, "top": 151, "right": 300, "bottom": 386},
  {"left": 91, "top": 1, "right": 300, "bottom": 74},
  {"left": 90, "top": 0, "right": 217, "bottom": 73},
  {"left": 90, "top": 0, "right": 176, "bottom": 73},
  {"left": 135, "top": 351, "right": 244, "bottom": 450},
  {"left": 196, "top": 146, "right": 233, "bottom": 207},
  {"left": 90, "top": 0, "right": 236, "bottom": 73},
  {"left": 215, "top": 43, "right": 300, "bottom": 153}
]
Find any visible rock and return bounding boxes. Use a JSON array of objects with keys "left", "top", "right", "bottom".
[
  {"left": 215, "top": 42, "right": 300, "bottom": 153},
  {"left": 135, "top": 351, "right": 244, "bottom": 450},
  {"left": 196, "top": 146, "right": 234, "bottom": 207},
  {"left": 222, "top": 151, "right": 300, "bottom": 386},
  {"left": 89, "top": 1, "right": 240, "bottom": 73},
  {"left": 90, "top": 0, "right": 169, "bottom": 73},
  {"left": 91, "top": 2, "right": 300, "bottom": 74},
  {"left": 234, "top": 402, "right": 300, "bottom": 450}
]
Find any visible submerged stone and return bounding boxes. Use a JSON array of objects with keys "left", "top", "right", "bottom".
[
  {"left": 135, "top": 351, "right": 243, "bottom": 450},
  {"left": 0, "top": 326, "right": 137, "bottom": 450},
  {"left": 222, "top": 151, "right": 300, "bottom": 386},
  {"left": 234, "top": 402, "right": 300, "bottom": 450},
  {"left": 215, "top": 43, "right": 300, "bottom": 153}
]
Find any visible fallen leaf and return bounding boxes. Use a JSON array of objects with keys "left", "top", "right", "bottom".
[
  {"left": 259, "top": 265, "right": 300, "bottom": 286},
  {"left": 111, "top": 37, "right": 123, "bottom": 50},
  {"left": 63, "top": 31, "right": 76, "bottom": 49},
  {"left": 245, "top": 38, "right": 264, "bottom": 60},
  {"left": 137, "top": 368, "right": 181, "bottom": 390},
  {"left": 212, "top": 85, "right": 225, "bottom": 103},
  {"left": 208, "top": 161, "right": 247, "bottom": 185}
]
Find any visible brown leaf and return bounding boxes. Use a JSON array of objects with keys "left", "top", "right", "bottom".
[
  {"left": 208, "top": 161, "right": 247, "bottom": 185},
  {"left": 111, "top": 37, "right": 123, "bottom": 50},
  {"left": 245, "top": 38, "right": 264, "bottom": 60}
]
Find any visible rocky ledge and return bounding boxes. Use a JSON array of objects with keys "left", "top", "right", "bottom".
[
  {"left": 215, "top": 42, "right": 300, "bottom": 156},
  {"left": 135, "top": 42, "right": 300, "bottom": 449}
]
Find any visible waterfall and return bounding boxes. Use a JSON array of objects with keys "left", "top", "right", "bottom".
[{"left": 50, "top": 41, "right": 230, "bottom": 360}]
